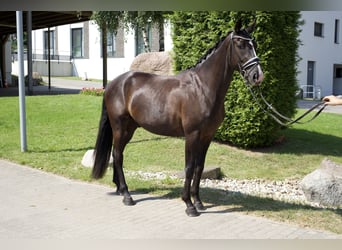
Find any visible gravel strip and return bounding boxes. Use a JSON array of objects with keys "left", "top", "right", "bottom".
[{"left": 126, "top": 170, "right": 329, "bottom": 208}]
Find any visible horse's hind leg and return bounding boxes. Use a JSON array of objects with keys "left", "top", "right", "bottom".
[{"left": 112, "top": 117, "right": 137, "bottom": 206}]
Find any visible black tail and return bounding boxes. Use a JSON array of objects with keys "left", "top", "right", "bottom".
[{"left": 92, "top": 99, "right": 113, "bottom": 179}]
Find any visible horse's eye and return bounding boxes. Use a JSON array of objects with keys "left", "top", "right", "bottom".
[{"left": 235, "top": 38, "right": 245, "bottom": 49}]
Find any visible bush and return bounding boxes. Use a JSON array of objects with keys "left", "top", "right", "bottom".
[
  {"left": 80, "top": 87, "right": 105, "bottom": 96},
  {"left": 170, "top": 11, "right": 301, "bottom": 148}
]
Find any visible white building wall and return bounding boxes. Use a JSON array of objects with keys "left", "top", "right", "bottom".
[
  {"left": 297, "top": 11, "right": 342, "bottom": 97},
  {"left": 72, "top": 20, "right": 137, "bottom": 80},
  {"left": 32, "top": 27, "right": 44, "bottom": 56},
  {"left": 10, "top": 19, "right": 173, "bottom": 81},
  {"left": 56, "top": 24, "right": 72, "bottom": 56},
  {"left": 164, "top": 19, "right": 173, "bottom": 52}
]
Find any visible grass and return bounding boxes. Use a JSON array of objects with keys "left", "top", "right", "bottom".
[{"left": 0, "top": 94, "right": 341, "bottom": 234}]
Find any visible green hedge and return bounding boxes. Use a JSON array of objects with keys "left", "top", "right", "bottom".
[{"left": 170, "top": 11, "right": 301, "bottom": 148}]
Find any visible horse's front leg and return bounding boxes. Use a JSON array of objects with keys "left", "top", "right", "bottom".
[
  {"left": 182, "top": 132, "right": 200, "bottom": 217},
  {"left": 191, "top": 139, "right": 211, "bottom": 211}
]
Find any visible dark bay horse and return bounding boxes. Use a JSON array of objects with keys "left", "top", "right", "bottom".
[{"left": 92, "top": 20, "right": 264, "bottom": 217}]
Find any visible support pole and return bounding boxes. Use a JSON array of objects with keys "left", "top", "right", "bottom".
[
  {"left": 16, "top": 11, "right": 27, "bottom": 152},
  {"left": 102, "top": 24, "right": 107, "bottom": 88},
  {"left": 48, "top": 27, "right": 51, "bottom": 90}
]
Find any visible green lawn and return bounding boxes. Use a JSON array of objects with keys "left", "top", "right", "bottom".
[{"left": 0, "top": 94, "right": 341, "bottom": 234}]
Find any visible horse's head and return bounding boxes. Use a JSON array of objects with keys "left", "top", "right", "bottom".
[{"left": 230, "top": 19, "right": 264, "bottom": 86}]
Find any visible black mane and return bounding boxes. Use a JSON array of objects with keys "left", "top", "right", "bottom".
[
  {"left": 188, "top": 32, "right": 230, "bottom": 70},
  {"left": 187, "top": 28, "right": 254, "bottom": 70}
]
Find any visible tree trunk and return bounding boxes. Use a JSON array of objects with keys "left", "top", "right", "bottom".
[{"left": 141, "top": 26, "right": 151, "bottom": 53}]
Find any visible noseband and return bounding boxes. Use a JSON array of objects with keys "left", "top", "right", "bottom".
[{"left": 230, "top": 32, "right": 260, "bottom": 83}]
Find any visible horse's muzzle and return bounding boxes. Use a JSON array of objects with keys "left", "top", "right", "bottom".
[
  {"left": 243, "top": 64, "right": 263, "bottom": 86},
  {"left": 250, "top": 64, "right": 264, "bottom": 85},
  {"left": 241, "top": 57, "right": 264, "bottom": 85}
]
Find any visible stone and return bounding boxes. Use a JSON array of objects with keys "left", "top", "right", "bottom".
[
  {"left": 25, "top": 72, "right": 43, "bottom": 86},
  {"left": 176, "top": 166, "right": 222, "bottom": 180},
  {"left": 130, "top": 51, "right": 173, "bottom": 75},
  {"left": 300, "top": 158, "right": 342, "bottom": 207},
  {"left": 81, "top": 149, "right": 113, "bottom": 168}
]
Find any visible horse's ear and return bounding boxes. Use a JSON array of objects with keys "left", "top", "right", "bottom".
[
  {"left": 234, "top": 19, "right": 242, "bottom": 32},
  {"left": 245, "top": 20, "right": 256, "bottom": 34}
]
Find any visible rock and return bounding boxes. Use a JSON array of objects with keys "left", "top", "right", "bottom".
[
  {"left": 176, "top": 166, "right": 222, "bottom": 180},
  {"left": 130, "top": 51, "right": 173, "bottom": 75},
  {"left": 300, "top": 158, "right": 342, "bottom": 207},
  {"left": 201, "top": 166, "right": 222, "bottom": 179},
  {"left": 81, "top": 149, "right": 113, "bottom": 168},
  {"left": 25, "top": 72, "right": 43, "bottom": 86}
]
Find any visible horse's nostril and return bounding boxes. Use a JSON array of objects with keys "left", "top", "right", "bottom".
[{"left": 253, "top": 73, "right": 258, "bottom": 81}]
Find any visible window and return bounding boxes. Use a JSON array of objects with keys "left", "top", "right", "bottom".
[
  {"left": 44, "top": 30, "right": 55, "bottom": 59},
  {"left": 314, "top": 22, "right": 324, "bottom": 37},
  {"left": 101, "top": 31, "right": 116, "bottom": 57},
  {"left": 335, "top": 19, "right": 340, "bottom": 44},
  {"left": 336, "top": 68, "right": 342, "bottom": 78},
  {"left": 71, "top": 28, "right": 83, "bottom": 58}
]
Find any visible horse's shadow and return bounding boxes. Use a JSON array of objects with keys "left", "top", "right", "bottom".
[{"left": 110, "top": 186, "right": 342, "bottom": 217}]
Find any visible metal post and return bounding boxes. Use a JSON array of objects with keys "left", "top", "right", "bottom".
[
  {"left": 16, "top": 11, "right": 27, "bottom": 152},
  {"left": 48, "top": 27, "right": 51, "bottom": 90},
  {"left": 102, "top": 24, "right": 107, "bottom": 88}
]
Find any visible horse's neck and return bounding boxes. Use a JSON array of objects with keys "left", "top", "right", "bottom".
[{"left": 194, "top": 37, "right": 233, "bottom": 104}]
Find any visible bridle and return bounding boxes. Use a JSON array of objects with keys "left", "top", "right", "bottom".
[
  {"left": 229, "top": 31, "right": 327, "bottom": 127},
  {"left": 230, "top": 32, "right": 260, "bottom": 83}
]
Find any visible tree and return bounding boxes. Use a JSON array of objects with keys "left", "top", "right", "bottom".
[
  {"left": 170, "top": 11, "right": 302, "bottom": 148},
  {"left": 91, "top": 11, "right": 124, "bottom": 87},
  {"left": 124, "top": 11, "right": 168, "bottom": 52},
  {"left": 92, "top": 11, "right": 170, "bottom": 53}
]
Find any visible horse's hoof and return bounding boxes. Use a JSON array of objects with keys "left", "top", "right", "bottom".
[
  {"left": 123, "top": 196, "right": 136, "bottom": 206},
  {"left": 185, "top": 207, "right": 200, "bottom": 217},
  {"left": 194, "top": 201, "right": 206, "bottom": 211}
]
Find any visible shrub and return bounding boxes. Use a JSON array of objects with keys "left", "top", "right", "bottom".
[
  {"left": 170, "top": 11, "right": 301, "bottom": 148},
  {"left": 80, "top": 87, "right": 105, "bottom": 96}
]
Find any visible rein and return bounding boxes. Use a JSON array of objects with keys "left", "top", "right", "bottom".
[{"left": 247, "top": 86, "right": 327, "bottom": 127}]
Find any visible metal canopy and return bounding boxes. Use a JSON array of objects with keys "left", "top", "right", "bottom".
[{"left": 0, "top": 11, "right": 93, "bottom": 36}]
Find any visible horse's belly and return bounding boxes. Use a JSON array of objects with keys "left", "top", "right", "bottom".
[{"left": 136, "top": 114, "right": 184, "bottom": 137}]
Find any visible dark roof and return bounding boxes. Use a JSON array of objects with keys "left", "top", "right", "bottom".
[{"left": 0, "top": 11, "right": 93, "bottom": 36}]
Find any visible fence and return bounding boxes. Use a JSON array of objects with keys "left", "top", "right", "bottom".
[
  {"left": 299, "top": 85, "right": 322, "bottom": 100},
  {"left": 12, "top": 52, "right": 72, "bottom": 63}
]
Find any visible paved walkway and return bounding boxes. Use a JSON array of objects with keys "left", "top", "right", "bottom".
[{"left": 0, "top": 159, "right": 341, "bottom": 239}]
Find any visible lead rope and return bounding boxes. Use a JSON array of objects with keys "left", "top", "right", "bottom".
[{"left": 247, "top": 86, "right": 327, "bottom": 127}]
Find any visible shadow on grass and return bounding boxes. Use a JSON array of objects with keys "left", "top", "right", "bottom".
[
  {"left": 28, "top": 146, "right": 94, "bottom": 153},
  {"left": 235, "top": 128, "right": 342, "bottom": 158},
  {"left": 28, "top": 136, "right": 170, "bottom": 154}
]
